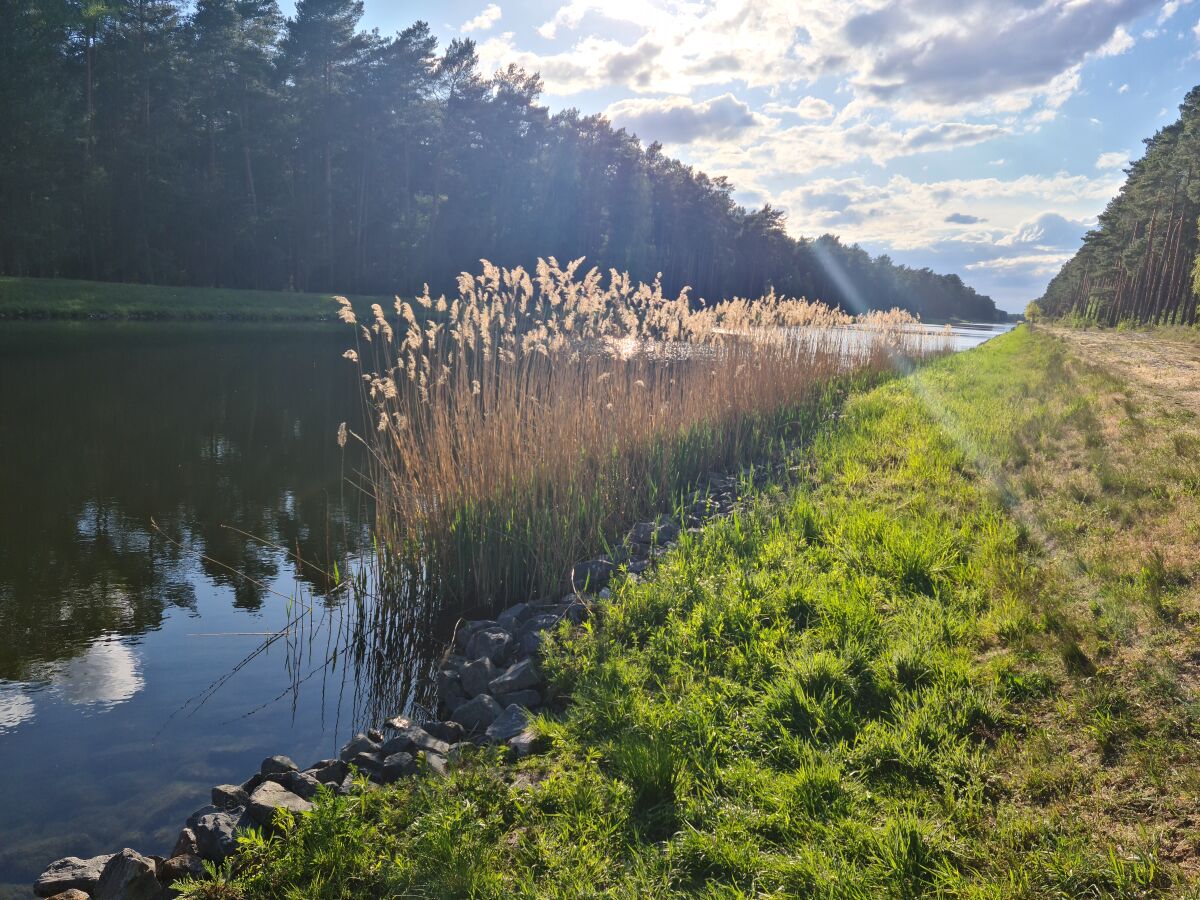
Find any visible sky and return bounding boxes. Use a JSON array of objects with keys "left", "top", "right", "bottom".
[{"left": 315, "top": 0, "right": 1199, "bottom": 312}]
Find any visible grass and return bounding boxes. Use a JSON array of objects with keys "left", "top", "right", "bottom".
[
  {"left": 0, "top": 275, "right": 382, "bottom": 321},
  {"left": 180, "top": 325, "right": 1200, "bottom": 898}
]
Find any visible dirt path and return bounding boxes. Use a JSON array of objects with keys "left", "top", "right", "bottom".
[{"left": 1047, "top": 326, "right": 1200, "bottom": 416}]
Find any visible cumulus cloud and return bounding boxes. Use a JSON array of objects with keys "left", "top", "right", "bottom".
[
  {"left": 967, "top": 252, "right": 1075, "bottom": 276},
  {"left": 1096, "top": 150, "right": 1132, "bottom": 169},
  {"left": 1160, "top": 0, "right": 1191, "bottom": 22},
  {"left": 605, "top": 93, "right": 768, "bottom": 143},
  {"left": 997, "top": 212, "right": 1093, "bottom": 249},
  {"left": 945, "top": 213, "right": 985, "bottom": 224},
  {"left": 763, "top": 96, "right": 836, "bottom": 120},
  {"left": 461, "top": 3, "right": 501, "bottom": 33}
]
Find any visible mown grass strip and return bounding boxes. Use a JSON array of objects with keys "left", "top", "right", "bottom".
[
  {"left": 183, "top": 327, "right": 1190, "bottom": 898},
  {"left": 0, "top": 276, "right": 382, "bottom": 321}
]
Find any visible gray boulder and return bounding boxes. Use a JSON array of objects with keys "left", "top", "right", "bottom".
[
  {"left": 436, "top": 669, "right": 466, "bottom": 709},
  {"left": 459, "top": 656, "right": 498, "bottom": 697},
  {"left": 43, "top": 890, "right": 89, "bottom": 900},
  {"left": 508, "top": 726, "right": 543, "bottom": 758},
  {"left": 497, "top": 602, "right": 535, "bottom": 631},
  {"left": 451, "top": 693, "right": 504, "bottom": 732},
  {"left": 158, "top": 853, "right": 204, "bottom": 886},
  {"left": 271, "top": 769, "right": 321, "bottom": 800},
  {"left": 338, "top": 732, "right": 381, "bottom": 762},
  {"left": 465, "top": 626, "right": 513, "bottom": 664},
  {"left": 93, "top": 849, "right": 160, "bottom": 900},
  {"left": 260, "top": 755, "right": 298, "bottom": 776},
  {"left": 34, "top": 854, "right": 114, "bottom": 897},
  {"left": 378, "top": 751, "right": 417, "bottom": 782},
  {"left": 454, "top": 620, "right": 498, "bottom": 653},
  {"left": 211, "top": 784, "right": 248, "bottom": 811},
  {"left": 495, "top": 688, "right": 541, "bottom": 709},
  {"left": 384, "top": 717, "right": 451, "bottom": 755},
  {"left": 187, "top": 807, "right": 253, "bottom": 862},
  {"left": 570, "top": 558, "right": 614, "bottom": 591},
  {"left": 308, "top": 760, "right": 348, "bottom": 785},
  {"left": 248, "top": 782, "right": 312, "bottom": 827},
  {"left": 423, "top": 720, "right": 465, "bottom": 743},
  {"left": 349, "top": 750, "right": 386, "bottom": 774},
  {"left": 170, "top": 829, "right": 198, "bottom": 858},
  {"left": 485, "top": 704, "right": 532, "bottom": 744},
  {"left": 489, "top": 658, "right": 541, "bottom": 695}
]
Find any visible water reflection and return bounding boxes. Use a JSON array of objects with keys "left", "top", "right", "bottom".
[{"left": 0, "top": 322, "right": 389, "bottom": 895}]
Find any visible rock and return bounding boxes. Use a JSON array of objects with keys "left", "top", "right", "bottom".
[
  {"left": 93, "top": 848, "right": 160, "bottom": 900},
  {"left": 497, "top": 602, "right": 535, "bottom": 631},
  {"left": 378, "top": 751, "right": 417, "bottom": 782},
  {"left": 170, "top": 828, "right": 198, "bottom": 858},
  {"left": 465, "top": 626, "right": 513, "bottom": 664},
  {"left": 349, "top": 751, "right": 386, "bottom": 774},
  {"left": 489, "top": 658, "right": 541, "bottom": 695},
  {"left": 44, "top": 890, "right": 90, "bottom": 900},
  {"left": 34, "top": 855, "right": 114, "bottom": 897},
  {"left": 570, "top": 558, "right": 614, "bottom": 592},
  {"left": 248, "top": 782, "right": 312, "bottom": 827},
  {"left": 272, "top": 769, "right": 321, "bottom": 800},
  {"left": 367, "top": 728, "right": 384, "bottom": 743},
  {"left": 339, "top": 732, "right": 381, "bottom": 762},
  {"left": 422, "top": 720, "right": 465, "bottom": 743},
  {"left": 211, "top": 784, "right": 249, "bottom": 811},
  {"left": 424, "top": 753, "right": 449, "bottom": 777},
  {"left": 459, "top": 656, "right": 498, "bottom": 697},
  {"left": 628, "top": 559, "right": 650, "bottom": 575},
  {"left": 451, "top": 693, "right": 504, "bottom": 732},
  {"left": 517, "top": 630, "right": 545, "bottom": 658},
  {"left": 384, "top": 717, "right": 452, "bottom": 755},
  {"left": 188, "top": 807, "right": 253, "bottom": 862},
  {"left": 436, "top": 669, "right": 466, "bottom": 708},
  {"left": 158, "top": 853, "right": 204, "bottom": 886},
  {"left": 561, "top": 599, "right": 588, "bottom": 625},
  {"left": 260, "top": 754, "right": 298, "bottom": 776},
  {"left": 309, "top": 760, "right": 348, "bottom": 784},
  {"left": 240, "top": 772, "right": 265, "bottom": 795},
  {"left": 454, "top": 619, "right": 498, "bottom": 653},
  {"left": 485, "top": 704, "right": 532, "bottom": 744},
  {"left": 495, "top": 688, "right": 541, "bottom": 709},
  {"left": 508, "top": 726, "right": 543, "bottom": 758},
  {"left": 520, "top": 613, "right": 563, "bottom": 635}
]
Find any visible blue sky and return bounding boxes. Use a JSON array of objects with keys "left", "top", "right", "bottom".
[{"left": 306, "top": 0, "right": 1199, "bottom": 311}]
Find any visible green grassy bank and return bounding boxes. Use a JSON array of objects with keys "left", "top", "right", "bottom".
[
  {"left": 0, "top": 276, "right": 381, "bottom": 321},
  {"left": 184, "top": 326, "right": 1200, "bottom": 898}
]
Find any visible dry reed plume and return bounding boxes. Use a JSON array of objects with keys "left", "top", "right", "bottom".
[{"left": 339, "top": 258, "right": 949, "bottom": 610}]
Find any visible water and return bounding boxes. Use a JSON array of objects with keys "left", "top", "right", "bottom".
[
  {"left": 940, "top": 320, "right": 1017, "bottom": 351},
  {"left": 0, "top": 318, "right": 1012, "bottom": 895},
  {"left": 0, "top": 323, "right": 431, "bottom": 897}
]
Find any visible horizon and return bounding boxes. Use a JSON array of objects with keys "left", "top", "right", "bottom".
[{"left": 304, "top": 0, "right": 1198, "bottom": 312}]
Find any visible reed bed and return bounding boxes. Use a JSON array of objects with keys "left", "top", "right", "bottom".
[{"left": 339, "top": 258, "right": 949, "bottom": 610}]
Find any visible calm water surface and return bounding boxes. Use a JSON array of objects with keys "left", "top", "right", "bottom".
[
  {"left": 0, "top": 323, "right": 433, "bottom": 897},
  {"left": 0, "top": 318, "right": 1013, "bottom": 895}
]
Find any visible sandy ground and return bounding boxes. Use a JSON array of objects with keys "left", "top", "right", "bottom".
[{"left": 1047, "top": 326, "right": 1200, "bottom": 417}]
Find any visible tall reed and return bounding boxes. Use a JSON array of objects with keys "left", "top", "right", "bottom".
[{"left": 340, "top": 258, "right": 948, "bottom": 610}]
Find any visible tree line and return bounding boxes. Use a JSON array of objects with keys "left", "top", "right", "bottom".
[
  {"left": 1, "top": 0, "right": 1001, "bottom": 321},
  {"left": 1038, "top": 86, "right": 1200, "bottom": 326}
]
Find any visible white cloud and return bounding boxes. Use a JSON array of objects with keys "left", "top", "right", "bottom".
[
  {"left": 605, "top": 93, "right": 768, "bottom": 143},
  {"left": 461, "top": 3, "right": 502, "bottom": 33},
  {"left": 1119, "top": 82, "right": 1130, "bottom": 93},
  {"left": 967, "top": 252, "right": 1075, "bottom": 276},
  {"left": 1096, "top": 150, "right": 1131, "bottom": 169},
  {"left": 1160, "top": 0, "right": 1191, "bottom": 22},
  {"left": 763, "top": 96, "right": 837, "bottom": 120}
]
